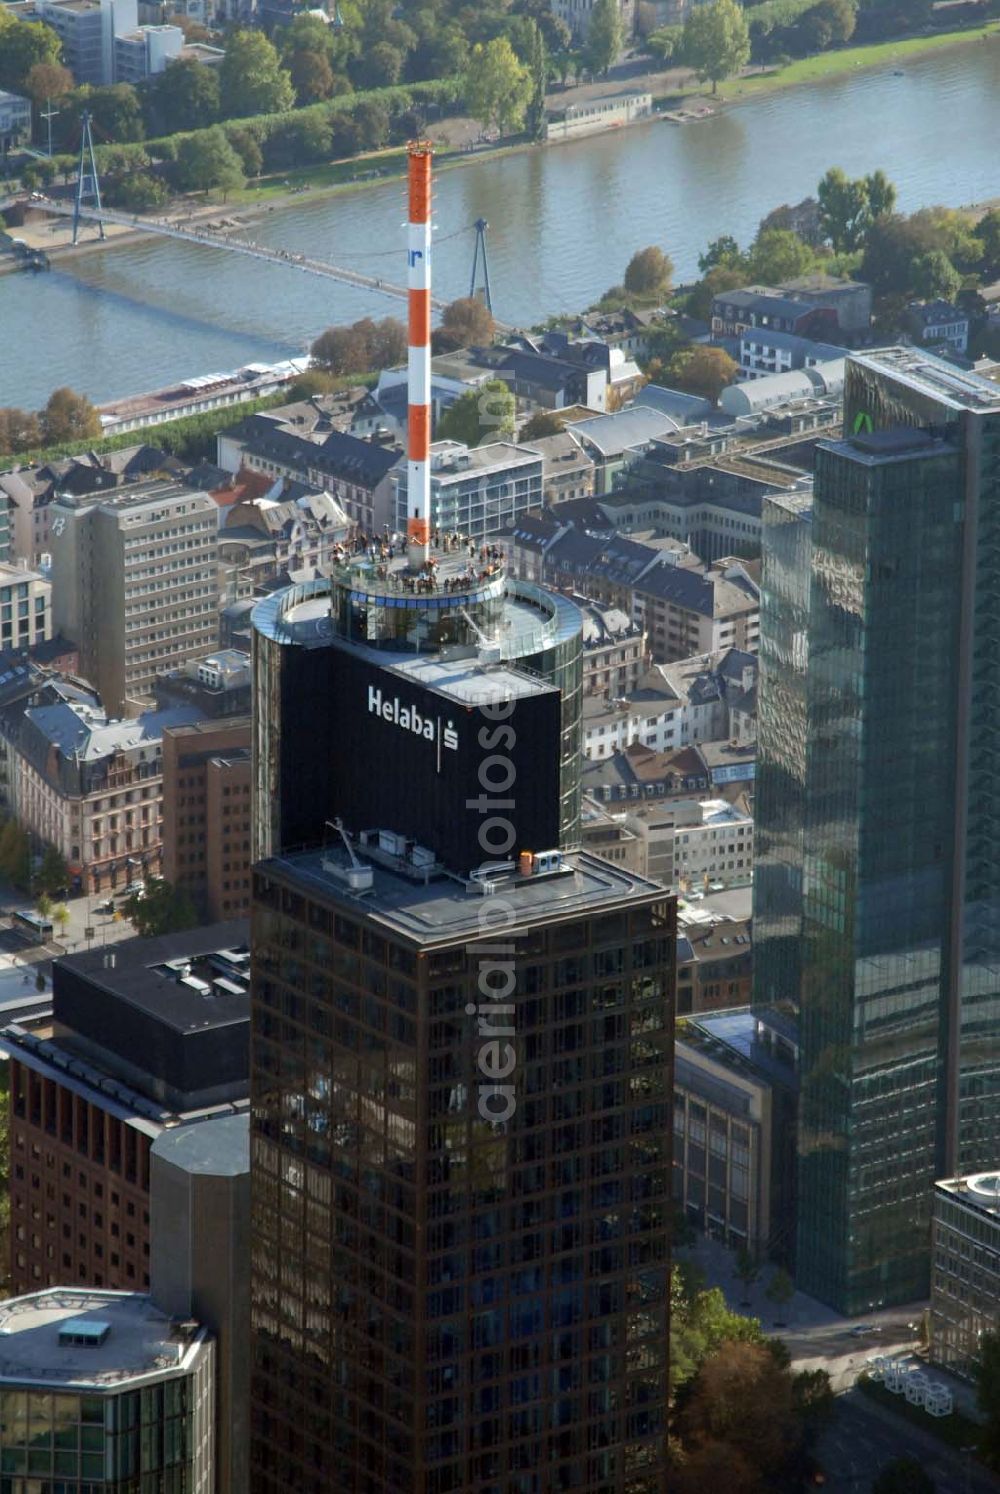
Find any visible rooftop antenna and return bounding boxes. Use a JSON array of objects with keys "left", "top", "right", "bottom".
[
  {"left": 40, "top": 97, "right": 59, "bottom": 160},
  {"left": 406, "top": 141, "right": 433, "bottom": 571},
  {"left": 72, "top": 111, "right": 104, "bottom": 246},
  {"left": 469, "top": 218, "right": 493, "bottom": 315}
]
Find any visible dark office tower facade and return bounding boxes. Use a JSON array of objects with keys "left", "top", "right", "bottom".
[
  {"left": 248, "top": 542, "right": 673, "bottom": 1491},
  {"left": 754, "top": 490, "right": 813, "bottom": 1019},
  {"left": 249, "top": 848, "right": 674, "bottom": 1494},
  {"left": 753, "top": 348, "right": 1000, "bottom": 1314}
]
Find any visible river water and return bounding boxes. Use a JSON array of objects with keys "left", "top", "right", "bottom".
[{"left": 2, "top": 39, "right": 999, "bottom": 409}]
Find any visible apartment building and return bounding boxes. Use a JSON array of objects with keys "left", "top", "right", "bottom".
[
  {"left": 49, "top": 480, "right": 218, "bottom": 717},
  {"left": 0, "top": 562, "right": 51, "bottom": 653},
  {"left": 0, "top": 664, "right": 213, "bottom": 892},
  {"left": 674, "top": 797, "right": 754, "bottom": 889},
  {"left": 394, "top": 439, "right": 544, "bottom": 541},
  {"left": 161, "top": 717, "right": 252, "bottom": 921}
]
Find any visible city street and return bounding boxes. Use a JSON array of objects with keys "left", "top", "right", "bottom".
[
  {"left": 685, "top": 1234, "right": 999, "bottom": 1488},
  {"left": 818, "top": 1391, "right": 999, "bottom": 1493},
  {"left": 0, "top": 882, "right": 139, "bottom": 962}
]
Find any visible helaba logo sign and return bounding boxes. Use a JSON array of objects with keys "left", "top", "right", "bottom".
[
  {"left": 368, "top": 685, "right": 458, "bottom": 750},
  {"left": 852, "top": 411, "right": 874, "bottom": 435}
]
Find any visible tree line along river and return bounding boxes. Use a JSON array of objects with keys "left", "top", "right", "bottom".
[{"left": 1, "top": 38, "right": 999, "bottom": 411}]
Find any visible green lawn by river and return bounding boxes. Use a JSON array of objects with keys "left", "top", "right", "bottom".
[
  {"left": 215, "top": 20, "right": 1000, "bottom": 215},
  {"left": 716, "top": 21, "right": 1000, "bottom": 101}
]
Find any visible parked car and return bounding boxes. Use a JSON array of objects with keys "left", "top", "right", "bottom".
[
  {"left": 95, "top": 898, "right": 114, "bottom": 914},
  {"left": 120, "top": 881, "right": 145, "bottom": 899}
]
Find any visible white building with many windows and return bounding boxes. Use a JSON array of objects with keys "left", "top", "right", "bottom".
[
  {"left": 0, "top": 562, "right": 51, "bottom": 654},
  {"left": 674, "top": 798, "right": 753, "bottom": 889}
]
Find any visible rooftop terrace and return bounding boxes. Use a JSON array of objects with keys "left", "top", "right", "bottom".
[
  {"left": 0, "top": 1290, "right": 207, "bottom": 1389},
  {"left": 262, "top": 846, "right": 668, "bottom": 948},
  {"left": 852, "top": 346, "right": 1000, "bottom": 412}
]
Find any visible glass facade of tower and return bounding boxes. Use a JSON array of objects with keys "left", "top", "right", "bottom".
[
  {"left": 249, "top": 851, "right": 674, "bottom": 1494},
  {"left": 754, "top": 492, "right": 813, "bottom": 1015},
  {"left": 754, "top": 349, "right": 1000, "bottom": 1313}
]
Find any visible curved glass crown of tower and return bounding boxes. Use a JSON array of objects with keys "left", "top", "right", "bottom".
[{"left": 251, "top": 555, "right": 584, "bottom": 862}]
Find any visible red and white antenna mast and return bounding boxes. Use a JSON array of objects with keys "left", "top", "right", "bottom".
[{"left": 406, "top": 141, "right": 433, "bottom": 569}]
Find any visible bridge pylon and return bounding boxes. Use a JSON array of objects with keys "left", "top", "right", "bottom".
[
  {"left": 469, "top": 218, "right": 493, "bottom": 315},
  {"left": 72, "top": 111, "right": 104, "bottom": 246}
]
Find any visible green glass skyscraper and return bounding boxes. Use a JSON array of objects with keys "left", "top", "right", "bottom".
[{"left": 754, "top": 348, "right": 1000, "bottom": 1314}]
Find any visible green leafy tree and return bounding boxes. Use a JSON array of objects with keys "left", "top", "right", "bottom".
[
  {"left": 976, "top": 208, "right": 1000, "bottom": 277},
  {"left": 520, "top": 409, "right": 565, "bottom": 440},
  {"left": 21, "top": 157, "right": 58, "bottom": 191},
  {"left": 108, "top": 170, "right": 169, "bottom": 212},
  {"left": 908, "top": 205, "right": 984, "bottom": 272},
  {"left": 0, "top": 12, "right": 62, "bottom": 96},
  {"left": 352, "top": 97, "right": 390, "bottom": 148},
  {"left": 624, "top": 245, "right": 674, "bottom": 298},
  {"left": 682, "top": 0, "right": 751, "bottom": 94},
  {"left": 410, "top": 20, "right": 469, "bottom": 80},
  {"left": 646, "top": 23, "right": 682, "bottom": 62},
  {"left": 861, "top": 214, "right": 925, "bottom": 297},
  {"left": 686, "top": 262, "right": 747, "bottom": 321},
  {"left": 88, "top": 83, "right": 144, "bottom": 143},
  {"left": 641, "top": 319, "right": 686, "bottom": 375},
  {"left": 871, "top": 1458, "right": 936, "bottom": 1494},
  {"left": 747, "top": 227, "right": 815, "bottom": 283},
  {"left": 584, "top": 0, "right": 623, "bottom": 76},
  {"left": 124, "top": 881, "right": 199, "bottom": 938},
  {"left": 41, "top": 388, "right": 100, "bottom": 444},
  {"left": 765, "top": 1267, "right": 795, "bottom": 1323},
  {"left": 35, "top": 846, "right": 68, "bottom": 897},
  {"left": 817, "top": 165, "right": 870, "bottom": 252},
  {"left": 219, "top": 30, "right": 294, "bottom": 119},
  {"left": 733, "top": 1245, "right": 759, "bottom": 1303},
  {"left": 511, "top": 0, "right": 571, "bottom": 55},
  {"left": 436, "top": 380, "right": 515, "bottom": 446},
  {"left": 912, "top": 249, "right": 962, "bottom": 302},
  {"left": 262, "top": 112, "right": 331, "bottom": 170},
  {"left": 52, "top": 904, "right": 70, "bottom": 938},
  {"left": 145, "top": 58, "right": 220, "bottom": 135},
  {"left": 866, "top": 166, "right": 896, "bottom": 222},
  {"left": 433, "top": 295, "right": 496, "bottom": 353},
  {"left": 287, "top": 369, "right": 340, "bottom": 401},
  {"left": 58, "top": 83, "right": 145, "bottom": 147},
  {"left": 670, "top": 1271, "right": 763, "bottom": 1391},
  {"left": 698, "top": 234, "right": 746, "bottom": 274},
  {"left": 354, "top": 40, "right": 405, "bottom": 89},
  {"left": 227, "top": 127, "right": 263, "bottom": 178},
  {"left": 35, "top": 892, "right": 53, "bottom": 919},
  {"left": 0, "top": 822, "right": 31, "bottom": 891},
  {"left": 524, "top": 18, "right": 547, "bottom": 141},
  {"left": 174, "top": 126, "right": 245, "bottom": 197},
  {"left": 978, "top": 1329, "right": 1000, "bottom": 1468},
  {"left": 800, "top": 0, "right": 857, "bottom": 50},
  {"left": 464, "top": 37, "right": 532, "bottom": 134},
  {"left": 289, "top": 47, "right": 335, "bottom": 103},
  {"left": 277, "top": 11, "right": 338, "bottom": 62},
  {"left": 664, "top": 345, "right": 738, "bottom": 402}
]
